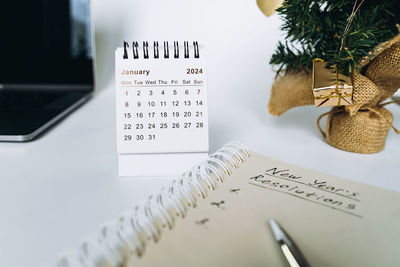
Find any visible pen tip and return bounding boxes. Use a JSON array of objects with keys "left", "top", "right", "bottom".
[{"left": 268, "top": 219, "right": 281, "bottom": 235}]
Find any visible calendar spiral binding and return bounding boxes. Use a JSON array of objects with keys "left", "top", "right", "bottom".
[
  {"left": 122, "top": 41, "right": 200, "bottom": 60},
  {"left": 56, "top": 142, "right": 251, "bottom": 267}
]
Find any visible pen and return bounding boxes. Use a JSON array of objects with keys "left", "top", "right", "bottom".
[{"left": 268, "top": 219, "right": 310, "bottom": 267}]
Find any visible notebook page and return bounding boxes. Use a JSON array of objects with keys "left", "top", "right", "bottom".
[{"left": 127, "top": 152, "right": 400, "bottom": 267}]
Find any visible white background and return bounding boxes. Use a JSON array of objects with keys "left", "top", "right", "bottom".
[{"left": 0, "top": 0, "right": 399, "bottom": 266}]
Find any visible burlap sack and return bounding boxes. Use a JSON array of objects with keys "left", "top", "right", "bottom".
[
  {"left": 268, "top": 35, "right": 400, "bottom": 154},
  {"left": 317, "top": 106, "right": 393, "bottom": 153}
]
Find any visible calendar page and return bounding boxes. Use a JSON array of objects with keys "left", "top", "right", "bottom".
[{"left": 115, "top": 41, "right": 209, "bottom": 176}]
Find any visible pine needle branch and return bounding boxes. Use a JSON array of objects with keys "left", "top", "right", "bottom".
[{"left": 270, "top": 0, "right": 400, "bottom": 76}]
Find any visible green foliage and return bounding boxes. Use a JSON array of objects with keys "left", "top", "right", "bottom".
[{"left": 270, "top": 0, "right": 400, "bottom": 76}]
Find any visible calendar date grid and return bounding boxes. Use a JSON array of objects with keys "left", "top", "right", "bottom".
[{"left": 119, "top": 85, "right": 207, "bottom": 143}]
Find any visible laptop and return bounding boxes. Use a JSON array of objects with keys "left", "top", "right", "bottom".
[{"left": 0, "top": 0, "right": 95, "bottom": 141}]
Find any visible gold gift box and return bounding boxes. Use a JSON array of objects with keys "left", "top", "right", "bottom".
[{"left": 312, "top": 59, "right": 353, "bottom": 107}]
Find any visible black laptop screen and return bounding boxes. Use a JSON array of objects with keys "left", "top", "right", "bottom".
[{"left": 0, "top": 0, "right": 94, "bottom": 86}]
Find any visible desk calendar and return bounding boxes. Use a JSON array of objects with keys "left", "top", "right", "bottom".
[{"left": 115, "top": 41, "right": 209, "bottom": 176}]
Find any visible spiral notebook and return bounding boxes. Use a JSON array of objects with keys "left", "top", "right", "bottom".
[
  {"left": 58, "top": 142, "right": 400, "bottom": 267},
  {"left": 115, "top": 41, "right": 209, "bottom": 177}
]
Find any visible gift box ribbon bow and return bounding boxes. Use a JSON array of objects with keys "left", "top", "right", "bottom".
[{"left": 312, "top": 58, "right": 353, "bottom": 107}]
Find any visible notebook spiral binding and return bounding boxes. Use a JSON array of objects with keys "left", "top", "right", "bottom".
[
  {"left": 122, "top": 41, "right": 200, "bottom": 60},
  {"left": 56, "top": 142, "right": 251, "bottom": 267}
]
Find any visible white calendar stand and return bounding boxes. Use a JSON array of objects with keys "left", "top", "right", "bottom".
[{"left": 115, "top": 41, "right": 209, "bottom": 177}]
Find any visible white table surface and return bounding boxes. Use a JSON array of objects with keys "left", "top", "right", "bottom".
[{"left": 1, "top": 1, "right": 399, "bottom": 266}]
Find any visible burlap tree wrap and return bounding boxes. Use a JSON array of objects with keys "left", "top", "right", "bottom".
[{"left": 268, "top": 35, "right": 400, "bottom": 154}]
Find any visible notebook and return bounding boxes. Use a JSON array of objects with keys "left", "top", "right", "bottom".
[
  {"left": 115, "top": 41, "right": 209, "bottom": 177},
  {"left": 57, "top": 142, "right": 400, "bottom": 267}
]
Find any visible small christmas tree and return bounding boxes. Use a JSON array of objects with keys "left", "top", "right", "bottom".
[
  {"left": 270, "top": 0, "right": 400, "bottom": 76},
  {"left": 266, "top": 0, "right": 400, "bottom": 154}
]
